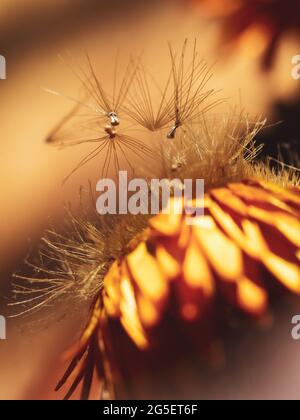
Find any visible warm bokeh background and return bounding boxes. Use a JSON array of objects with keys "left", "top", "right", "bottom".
[{"left": 0, "top": 0, "right": 299, "bottom": 399}]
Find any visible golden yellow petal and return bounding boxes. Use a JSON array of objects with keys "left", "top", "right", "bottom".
[
  {"left": 120, "top": 316, "right": 149, "bottom": 350},
  {"left": 183, "top": 238, "right": 214, "bottom": 296},
  {"left": 229, "top": 183, "right": 297, "bottom": 215},
  {"left": 103, "top": 294, "right": 119, "bottom": 317},
  {"left": 177, "top": 224, "right": 191, "bottom": 249},
  {"left": 156, "top": 244, "right": 181, "bottom": 281},
  {"left": 257, "top": 180, "right": 300, "bottom": 208},
  {"left": 119, "top": 276, "right": 149, "bottom": 349},
  {"left": 276, "top": 215, "right": 300, "bottom": 248},
  {"left": 248, "top": 206, "right": 300, "bottom": 248},
  {"left": 209, "top": 201, "right": 259, "bottom": 258},
  {"left": 237, "top": 277, "right": 268, "bottom": 316},
  {"left": 242, "top": 220, "right": 300, "bottom": 293},
  {"left": 193, "top": 217, "right": 243, "bottom": 282},
  {"left": 104, "top": 261, "right": 122, "bottom": 309},
  {"left": 149, "top": 213, "right": 182, "bottom": 236},
  {"left": 210, "top": 187, "right": 248, "bottom": 216},
  {"left": 263, "top": 252, "right": 300, "bottom": 295},
  {"left": 137, "top": 293, "right": 161, "bottom": 328},
  {"left": 127, "top": 242, "right": 168, "bottom": 302}
]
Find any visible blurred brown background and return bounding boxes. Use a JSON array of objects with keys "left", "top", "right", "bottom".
[{"left": 0, "top": 0, "right": 299, "bottom": 399}]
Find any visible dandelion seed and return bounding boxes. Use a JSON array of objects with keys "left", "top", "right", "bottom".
[
  {"left": 62, "top": 125, "right": 156, "bottom": 183},
  {"left": 66, "top": 52, "right": 137, "bottom": 125},
  {"left": 166, "top": 39, "right": 223, "bottom": 139},
  {"left": 124, "top": 39, "right": 221, "bottom": 139},
  {"left": 46, "top": 53, "right": 137, "bottom": 141},
  {"left": 45, "top": 54, "right": 154, "bottom": 181},
  {"left": 123, "top": 62, "right": 174, "bottom": 132}
]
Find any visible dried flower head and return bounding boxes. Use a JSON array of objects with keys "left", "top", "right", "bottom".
[
  {"left": 11, "top": 42, "right": 300, "bottom": 399},
  {"left": 124, "top": 40, "right": 221, "bottom": 138},
  {"left": 53, "top": 177, "right": 300, "bottom": 399}
]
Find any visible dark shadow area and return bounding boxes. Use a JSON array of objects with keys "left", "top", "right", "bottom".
[{"left": 256, "top": 91, "right": 300, "bottom": 168}]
